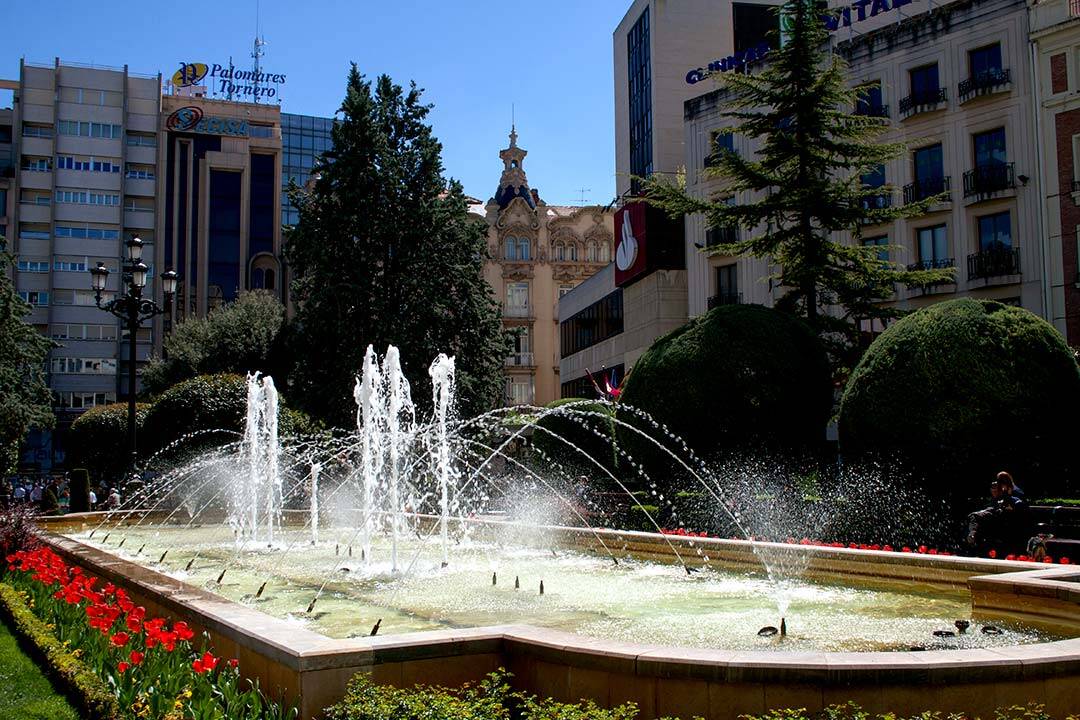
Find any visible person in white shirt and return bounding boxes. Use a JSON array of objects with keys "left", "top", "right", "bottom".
[
  {"left": 12, "top": 485, "right": 25, "bottom": 502},
  {"left": 88, "top": 489, "right": 97, "bottom": 510},
  {"left": 29, "top": 484, "right": 42, "bottom": 504}
]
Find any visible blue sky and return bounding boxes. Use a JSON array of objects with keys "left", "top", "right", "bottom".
[{"left": 3, "top": 1, "right": 629, "bottom": 207}]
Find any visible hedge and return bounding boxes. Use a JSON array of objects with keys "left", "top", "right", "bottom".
[
  {"left": 66, "top": 404, "right": 151, "bottom": 485},
  {"left": 530, "top": 398, "right": 618, "bottom": 478},
  {"left": 0, "top": 582, "right": 120, "bottom": 720},
  {"left": 617, "top": 304, "right": 832, "bottom": 474},
  {"left": 839, "top": 299, "right": 1080, "bottom": 501}
]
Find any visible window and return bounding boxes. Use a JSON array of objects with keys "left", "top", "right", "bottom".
[
  {"left": 560, "top": 289, "right": 624, "bottom": 357},
  {"left": 124, "top": 197, "right": 154, "bottom": 212},
  {"left": 50, "top": 324, "right": 117, "bottom": 341},
  {"left": 125, "top": 164, "right": 155, "bottom": 179},
  {"left": 627, "top": 7, "right": 652, "bottom": 192},
  {"left": 126, "top": 132, "right": 157, "bottom": 148},
  {"left": 861, "top": 165, "right": 889, "bottom": 209},
  {"left": 55, "top": 226, "right": 120, "bottom": 240},
  {"left": 855, "top": 83, "right": 885, "bottom": 116},
  {"left": 554, "top": 243, "right": 565, "bottom": 262},
  {"left": 50, "top": 357, "right": 117, "bottom": 375},
  {"left": 504, "top": 236, "right": 517, "bottom": 260},
  {"left": 862, "top": 235, "right": 889, "bottom": 262},
  {"left": 969, "top": 44, "right": 1003, "bottom": 81},
  {"left": 587, "top": 242, "right": 598, "bottom": 262},
  {"left": 53, "top": 258, "right": 88, "bottom": 272},
  {"left": 558, "top": 285, "right": 574, "bottom": 298},
  {"left": 910, "top": 144, "right": 946, "bottom": 201},
  {"left": 977, "top": 211, "right": 1012, "bottom": 250},
  {"left": 732, "top": 2, "right": 779, "bottom": 53},
  {"left": 22, "top": 124, "right": 53, "bottom": 138},
  {"left": 568, "top": 244, "right": 578, "bottom": 261},
  {"left": 973, "top": 128, "right": 1006, "bottom": 168},
  {"left": 57, "top": 121, "right": 121, "bottom": 139},
  {"left": 56, "top": 155, "right": 121, "bottom": 173},
  {"left": 249, "top": 124, "right": 274, "bottom": 138},
  {"left": 54, "top": 391, "right": 116, "bottom": 410},
  {"left": 910, "top": 64, "right": 941, "bottom": 100},
  {"left": 55, "top": 189, "right": 120, "bottom": 206},
  {"left": 713, "top": 264, "right": 739, "bottom": 306},
  {"left": 20, "top": 229, "right": 51, "bottom": 240},
  {"left": 506, "top": 377, "right": 534, "bottom": 406},
  {"left": 518, "top": 237, "right": 530, "bottom": 261},
  {"left": 17, "top": 259, "right": 50, "bottom": 272},
  {"left": 706, "top": 130, "right": 735, "bottom": 167},
  {"left": 21, "top": 157, "right": 52, "bottom": 172},
  {"left": 18, "top": 290, "right": 49, "bottom": 306},
  {"left": 917, "top": 224, "right": 949, "bottom": 265},
  {"left": 506, "top": 282, "right": 529, "bottom": 316},
  {"left": 59, "top": 88, "right": 122, "bottom": 107},
  {"left": 598, "top": 241, "right": 610, "bottom": 263}
]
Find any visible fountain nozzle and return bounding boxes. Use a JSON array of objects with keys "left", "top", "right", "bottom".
[
  {"left": 441, "top": 561, "right": 449, "bottom": 568},
  {"left": 216, "top": 568, "right": 227, "bottom": 584},
  {"left": 102, "top": 533, "right": 110, "bottom": 543},
  {"left": 117, "top": 537, "right": 126, "bottom": 549},
  {"left": 780, "top": 618, "right": 787, "bottom": 637},
  {"left": 370, "top": 619, "right": 382, "bottom": 636},
  {"left": 88, "top": 530, "right": 96, "bottom": 539},
  {"left": 612, "top": 556, "right": 619, "bottom": 566},
  {"left": 539, "top": 580, "right": 545, "bottom": 595},
  {"left": 255, "top": 581, "right": 268, "bottom": 599},
  {"left": 158, "top": 550, "right": 168, "bottom": 564},
  {"left": 136, "top": 543, "right": 145, "bottom": 555},
  {"left": 185, "top": 558, "right": 195, "bottom": 572},
  {"left": 348, "top": 545, "right": 352, "bottom": 558},
  {"left": 306, "top": 597, "right": 317, "bottom": 614},
  {"left": 492, "top": 572, "right": 497, "bottom": 586},
  {"left": 514, "top": 576, "right": 520, "bottom": 589},
  {"left": 335, "top": 544, "right": 340, "bottom": 556}
]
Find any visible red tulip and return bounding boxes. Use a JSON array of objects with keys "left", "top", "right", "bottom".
[
  {"left": 129, "top": 650, "right": 144, "bottom": 666},
  {"left": 229, "top": 658, "right": 239, "bottom": 668},
  {"left": 988, "top": 550, "right": 997, "bottom": 559},
  {"left": 117, "top": 661, "right": 129, "bottom": 673},
  {"left": 110, "top": 632, "right": 129, "bottom": 647}
]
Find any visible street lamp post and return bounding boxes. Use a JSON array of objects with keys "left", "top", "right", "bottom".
[{"left": 89, "top": 236, "right": 178, "bottom": 483}]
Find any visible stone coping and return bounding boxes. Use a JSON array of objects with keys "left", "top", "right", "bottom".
[{"left": 29, "top": 517, "right": 1080, "bottom": 687}]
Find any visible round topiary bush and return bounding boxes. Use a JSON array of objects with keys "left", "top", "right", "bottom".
[
  {"left": 838, "top": 298, "right": 1080, "bottom": 500},
  {"left": 530, "top": 398, "right": 618, "bottom": 477},
  {"left": 142, "top": 373, "right": 248, "bottom": 456},
  {"left": 67, "top": 403, "right": 151, "bottom": 485},
  {"left": 616, "top": 304, "right": 832, "bottom": 471}
]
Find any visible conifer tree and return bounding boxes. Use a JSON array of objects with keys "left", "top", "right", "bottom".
[
  {"left": 643, "top": 0, "right": 952, "bottom": 356},
  {"left": 0, "top": 237, "right": 55, "bottom": 473},
  {"left": 285, "top": 67, "right": 510, "bottom": 425}
]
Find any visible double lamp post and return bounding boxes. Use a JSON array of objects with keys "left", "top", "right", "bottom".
[{"left": 88, "top": 236, "right": 178, "bottom": 482}]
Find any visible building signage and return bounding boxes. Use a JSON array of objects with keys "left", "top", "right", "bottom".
[
  {"left": 172, "top": 61, "right": 286, "bottom": 100},
  {"left": 614, "top": 203, "right": 649, "bottom": 286},
  {"left": 165, "top": 106, "right": 249, "bottom": 137},
  {"left": 686, "top": 0, "right": 914, "bottom": 84}
]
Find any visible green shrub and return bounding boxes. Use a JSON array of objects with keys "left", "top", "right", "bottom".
[
  {"left": 0, "top": 583, "right": 120, "bottom": 720},
  {"left": 67, "top": 404, "right": 151, "bottom": 485},
  {"left": 617, "top": 304, "right": 832, "bottom": 473},
  {"left": 142, "top": 373, "right": 248, "bottom": 456},
  {"left": 530, "top": 398, "right": 618, "bottom": 478},
  {"left": 838, "top": 299, "right": 1080, "bottom": 501},
  {"left": 325, "top": 669, "right": 638, "bottom": 720}
]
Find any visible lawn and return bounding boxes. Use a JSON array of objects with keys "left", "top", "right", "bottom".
[{"left": 0, "top": 616, "right": 80, "bottom": 720}]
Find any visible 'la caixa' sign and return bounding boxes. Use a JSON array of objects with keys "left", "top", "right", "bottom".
[{"left": 165, "top": 106, "right": 248, "bottom": 137}]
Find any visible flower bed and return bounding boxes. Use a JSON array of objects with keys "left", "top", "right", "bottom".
[{"left": 5, "top": 546, "right": 296, "bottom": 720}]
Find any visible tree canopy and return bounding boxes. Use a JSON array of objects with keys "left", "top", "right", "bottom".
[
  {"left": 142, "top": 290, "right": 286, "bottom": 395},
  {"left": 285, "top": 67, "right": 509, "bottom": 426},
  {"left": 0, "top": 237, "right": 54, "bottom": 474}
]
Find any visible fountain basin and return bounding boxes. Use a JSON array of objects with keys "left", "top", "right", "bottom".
[{"left": 33, "top": 515, "right": 1080, "bottom": 720}]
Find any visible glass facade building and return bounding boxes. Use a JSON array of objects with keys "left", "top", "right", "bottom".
[{"left": 281, "top": 113, "right": 334, "bottom": 226}]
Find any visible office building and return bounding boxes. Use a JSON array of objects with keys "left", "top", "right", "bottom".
[
  {"left": 280, "top": 112, "right": 334, "bottom": 227},
  {"left": 481, "top": 127, "right": 614, "bottom": 406}
]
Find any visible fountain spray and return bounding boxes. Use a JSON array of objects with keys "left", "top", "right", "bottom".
[
  {"left": 355, "top": 347, "right": 384, "bottom": 568},
  {"left": 384, "top": 347, "right": 414, "bottom": 574},
  {"left": 428, "top": 354, "right": 456, "bottom": 568},
  {"left": 309, "top": 462, "right": 321, "bottom": 546}
]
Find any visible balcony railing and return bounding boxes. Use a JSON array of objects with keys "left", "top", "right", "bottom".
[
  {"left": 707, "top": 291, "right": 742, "bottom": 309},
  {"left": 959, "top": 68, "right": 1012, "bottom": 101},
  {"left": 968, "top": 246, "right": 1021, "bottom": 279},
  {"left": 854, "top": 103, "right": 890, "bottom": 118},
  {"left": 705, "top": 225, "right": 738, "bottom": 247},
  {"left": 861, "top": 192, "right": 893, "bottom": 211},
  {"left": 505, "top": 352, "right": 535, "bottom": 367},
  {"left": 907, "top": 258, "right": 956, "bottom": 272},
  {"left": 898, "top": 88, "right": 947, "bottom": 117},
  {"left": 504, "top": 305, "right": 530, "bottom": 318},
  {"left": 963, "top": 163, "right": 1015, "bottom": 197},
  {"left": 902, "top": 175, "right": 951, "bottom": 204}
]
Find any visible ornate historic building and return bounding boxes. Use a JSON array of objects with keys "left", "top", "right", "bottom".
[{"left": 480, "top": 127, "right": 614, "bottom": 406}]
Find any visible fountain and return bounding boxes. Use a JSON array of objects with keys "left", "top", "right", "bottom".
[{"left": 33, "top": 344, "right": 1080, "bottom": 719}]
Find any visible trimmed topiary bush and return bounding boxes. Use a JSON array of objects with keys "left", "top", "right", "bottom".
[
  {"left": 616, "top": 304, "right": 832, "bottom": 472},
  {"left": 142, "top": 373, "right": 248, "bottom": 456},
  {"left": 530, "top": 398, "right": 618, "bottom": 477},
  {"left": 839, "top": 299, "right": 1080, "bottom": 501},
  {"left": 67, "top": 404, "right": 151, "bottom": 485}
]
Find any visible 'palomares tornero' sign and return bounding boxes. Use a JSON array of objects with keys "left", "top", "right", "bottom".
[{"left": 171, "top": 62, "right": 286, "bottom": 100}]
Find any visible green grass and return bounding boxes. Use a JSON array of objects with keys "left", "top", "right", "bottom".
[
  {"left": 1035, "top": 498, "right": 1080, "bottom": 507},
  {"left": 0, "top": 616, "right": 80, "bottom": 720}
]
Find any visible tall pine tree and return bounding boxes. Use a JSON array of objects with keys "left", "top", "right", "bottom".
[
  {"left": 285, "top": 68, "right": 509, "bottom": 425},
  {"left": 0, "top": 236, "right": 55, "bottom": 473},
  {"left": 643, "top": 0, "right": 952, "bottom": 358}
]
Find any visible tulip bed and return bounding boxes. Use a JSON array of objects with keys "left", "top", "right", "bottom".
[{"left": 4, "top": 546, "right": 297, "bottom": 720}]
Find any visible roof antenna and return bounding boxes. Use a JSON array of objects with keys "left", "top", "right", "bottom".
[{"left": 252, "top": 0, "right": 266, "bottom": 104}]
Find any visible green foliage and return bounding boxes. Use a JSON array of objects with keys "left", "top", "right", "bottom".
[
  {"left": 0, "top": 237, "right": 56, "bottom": 474},
  {"left": 744, "top": 702, "right": 1065, "bottom": 720},
  {"left": 285, "top": 67, "right": 510, "bottom": 427},
  {"left": 641, "top": 0, "right": 951, "bottom": 359},
  {"left": 141, "top": 290, "right": 286, "bottom": 395},
  {"left": 67, "top": 404, "right": 151, "bottom": 485},
  {"left": 617, "top": 304, "right": 832, "bottom": 471},
  {"left": 0, "top": 608, "right": 82, "bottom": 719},
  {"left": 0, "top": 582, "right": 120, "bottom": 720},
  {"left": 530, "top": 399, "right": 618, "bottom": 478},
  {"left": 69, "top": 468, "right": 91, "bottom": 513},
  {"left": 142, "top": 374, "right": 248, "bottom": 456},
  {"left": 325, "top": 669, "right": 639, "bottom": 720},
  {"left": 839, "top": 299, "right": 1080, "bottom": 500}
]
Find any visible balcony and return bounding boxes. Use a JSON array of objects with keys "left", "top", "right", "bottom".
[
  {"left": 899, "top": 88, "right": 947, "bottom": 118},
  {"left": 707, "top": 292, "right": 742, "bottom": 309},
  {"left": 902, "top": 176, "right": 951, "bottom": 204},
  {"left": 963, "top": 163, "right": 1014, "bottom": 198},
  {"left": 504, "top": 305, "right": 531, "bottom": 319},
  {"left": 505, "top": 352, "right": 535, "bottom": 367},
  {"left": 959, "top": 69, "right": 1011, "bottom": 102},
  {"left": 705, "top": 225, "right": 738, "bottom": 247},
  {"left": 854, "top": 103, "right": 890, "bottom": 119},
  {"left": 968, "top": 246, "right": 1021, "bottom": 280}
]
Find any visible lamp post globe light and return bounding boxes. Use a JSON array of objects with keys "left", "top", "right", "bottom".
[{"left": 88, "top": 235, "right": 178, "bottom": 485}]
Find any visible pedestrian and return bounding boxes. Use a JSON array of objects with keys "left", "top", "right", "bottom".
[
  {"left": 88, "top": 488, "right": 97, "bottom": 510},
  {"left": 12, "top": 483, "right": 25, "bottom": 503},
  {"left": 40, "top": 479, "right": 61, "bottom": 516},
  {"left": 107, "top": 487, "right": 121, "bottom": 510},
  {"left": 29, "top": 483, "right": 42, "bottom": 505}
]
